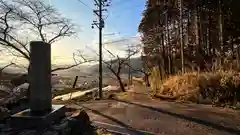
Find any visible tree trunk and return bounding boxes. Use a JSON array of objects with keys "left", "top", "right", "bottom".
[
  {"left": 237, "top": 45, "right": 240, "bottom": 70},
  {"left": 161, "top": 32, "right": 167, "bottom": 78},
  {"left": 179, "top": 0, "right": 185, "bottom": 74},
  {"left": 167, "top": 16, "right": 172, "bottom": 74},
  {"left": 195, "top": 4, "right": 202, "bottom": 70},
  {"left": 144, "top": 73, "right": 150, "bottom": 87},
  {"left": 116, "top": 75, "right": 125, "bottom": 92},
  {"left": 207, "top": 9, "right": 214, "bottom": 69},
  {"left": 231, "top": 37, "right": 234, "bottom": 60},
  {"left": 157, "top": 59, "right": 163, "bottom": 81},
  {"left": 219, "top": 0, "right": 224, "bottom": 66}
]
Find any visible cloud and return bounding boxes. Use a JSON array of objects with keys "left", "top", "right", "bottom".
[
  {"left": 0, "top": 31, "right": 142, "bottom": 68},
  {"left": 84, "top": 33, "right": 142, "bottom": 61}
]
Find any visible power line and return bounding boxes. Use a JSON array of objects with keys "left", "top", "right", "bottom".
[
  {"left": 102, "top": 36, "right": 139, "bottom": 45},
  {"left": 76, "top": 0, "right": 92, "bottom": 9},
  {"left": 112, "top": 0, "right": 137, "bottom": 8},
  {"left": 106, "top": 4, "right": 143, "bottom": 20}
]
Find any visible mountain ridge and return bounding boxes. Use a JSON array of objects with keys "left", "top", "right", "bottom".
[{"left": 1, "top": 57, "right": 143, "bottom": 77}]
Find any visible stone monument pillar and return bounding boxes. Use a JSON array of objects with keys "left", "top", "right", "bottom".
[
  {"left": 29, "top": 41, "right": 52, "bottom": 113},
  {"left": 10, "top": 41, "right": 65, "bottom": 129}
]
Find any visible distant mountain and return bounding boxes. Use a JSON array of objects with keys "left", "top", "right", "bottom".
[
  {"left": 1, "top": 57, "right": 143, "bottom": 78},
  {"left": 89, "top": 57, "right": 143, "bottom": 76},
  {"left": 54, "top": 57, "right": 143, "bottom": 77}
]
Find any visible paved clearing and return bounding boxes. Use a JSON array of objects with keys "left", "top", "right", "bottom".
[{"left": 68, "top": 84, "right": 240, "bottom": 135}]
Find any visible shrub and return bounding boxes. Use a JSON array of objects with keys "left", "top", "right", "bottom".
[{"left": 151, "top": 70, "right": 240, "bottom": 107}]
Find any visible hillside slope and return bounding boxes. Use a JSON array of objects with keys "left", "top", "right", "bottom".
[
  {"left": 55, "top": 57, "right": 143, "bottom": 77},
  {"left": 90, "top": 57, "right": 143, "bottom": 75}
]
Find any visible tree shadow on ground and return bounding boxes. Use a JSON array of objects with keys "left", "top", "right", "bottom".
[
  {"left": 113, "top": 99, "right": 240, "bottom": 135},
  {"left": 80, "top": 105, "right": 155, "bottom": 135}
]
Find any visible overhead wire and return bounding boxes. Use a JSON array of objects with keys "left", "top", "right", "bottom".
[
  {"left": 75, "top": 0, "right": 142, "bottom": 48},
  {"left": 76, "top": 0, "right": 93, "bottom": 10},
  {"left": 108, "top": 0, "right": 143, "bottom": 17},
  {"left": 102, "top": 0, "right": 144, "bottom": 38}
]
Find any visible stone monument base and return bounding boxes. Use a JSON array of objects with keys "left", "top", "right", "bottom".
[{"left": 9, "top": 105, "right": 65, "bottom": 128}]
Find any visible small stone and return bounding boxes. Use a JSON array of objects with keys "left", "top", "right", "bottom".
[
  {"left": 71, "top": 109, "right": 90, "bottom": 125},
  {"left": 68, "top": 109, "right": 90, "bottom": 134},
  {"left": 107, "top": 94, "right": 115, "bottom": 99},
  {"left": 52, "top": 119, "right": 69, "bottom": 133},
  {"left": 42, "top": 131, "right": 58, "bottom": 135},
  {"left": 19, "top": 130, "right": 36, "bottom": 135},
  {"left": 0, "top": 107, "right": 10, "bottom": 121}
]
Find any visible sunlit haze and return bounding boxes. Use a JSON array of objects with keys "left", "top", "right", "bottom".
[{"left": 0, "top": 0, "right": 144, "bottom": 67}]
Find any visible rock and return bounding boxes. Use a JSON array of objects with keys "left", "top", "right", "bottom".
[
  {"left": 107, "top": 94, "right": 115, "bottom": 99},
  {"left": 1, "top": 108, "right": 92, "bottom": 135},
  {"left": 10, "top": 74, "right": 28, "bottom": 87},
  {"left": 0, "top": 107, "right": 10, "bottom": 121},
  {"left": 52, "top": 119, "right": 71, "bottom": 134},
  {"left": 85, "top": 91, "right": 93, "bottom": 96},
  {"left": 18, "top": 130, "right": 37, "bottom": 135},
  {"left": 68, "top": 109, "right": 91, "bottom": 134},
  {"left": 42, "top": 131, "right": 58, "bottom": 135},
  {"left": 92, "top": 91, "right": 98, "bottom": 99},
  {"left": 71, "top": 109, "right": 90, "bottom": 125}
]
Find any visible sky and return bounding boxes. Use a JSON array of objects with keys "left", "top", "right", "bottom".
[
  {"left": 0, "top": 0, "right": 145, "bottom": 68},
  {"left": 47, "top": 0, "right": 145, "bottom": 65}
]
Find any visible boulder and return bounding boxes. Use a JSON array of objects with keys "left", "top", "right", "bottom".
[
  {"left": 0, "top": 107, "right": 10, "bottom": 121},
  {"left": 0, "top": 109, "right": 94, "bottom": 135},
  {"left": 68, "top": 109, "right": 91, "bottom": 134},
  {"left": 10, "top": 74, "right": 28, "bottom": 87}
]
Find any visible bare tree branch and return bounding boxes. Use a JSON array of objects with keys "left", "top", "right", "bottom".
[
  {"left": 0, "top": 0, "right": 78, "bottom": 72},
  {"left": 11, "top": 62, "right": 28, "bottom": 71},
  {"left": 51, "top": 64, "right": 80, "bottom": 72},
  {"left": 48, "top": 23, "right": 75, "bottom": 44},
  {"left": 0, "top": 62, "right": 14, "bottom": 72},
  {"left": 0, "top": 38, "right": 30, "bottom": 60},
  {"left": 51, "top": 52, "right": 94, "bottom": 72},
  {"left": 86, "top": 45, "right": 139, "bottom": 92},
  {"left": 7, "top": 34, "right": 30, "bottom": 54},
  {"left": 125, "top": 61, "right": 149, "bottom": 75}
]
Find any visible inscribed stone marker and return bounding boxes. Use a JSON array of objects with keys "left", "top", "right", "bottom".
[{"left": 29, "top": 41, "right": 52, "bottom": 113}]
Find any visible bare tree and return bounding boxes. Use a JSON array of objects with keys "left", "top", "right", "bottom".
[
  {"left": 86, "top": 44, "right": 139, "bottom": 92},
  {"left": 126, "top": 57, "right": 151, "bottom": 87},
  {"left": 0, "top": 0, "right": 80, "bottom": 72},
  {"left": 0, "top": 62, "right": 13, "bottom": 73},
  {"left": 103, "top": 47, "right": 139, "bottom": 92}
]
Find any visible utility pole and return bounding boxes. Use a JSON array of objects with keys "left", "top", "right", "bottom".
[{"left": 92, "top": 0, "right": 111, "bottom": 99}]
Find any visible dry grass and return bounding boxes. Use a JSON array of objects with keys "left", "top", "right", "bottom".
[
  {"left": 132, "top": 77, "right": 144, "bottom": 83},
  {"left": 151, "top": 70, "right": 240, "bottom": 107},
  {"left": 96, "top": 128, "right": 113, "bottom": 135}
]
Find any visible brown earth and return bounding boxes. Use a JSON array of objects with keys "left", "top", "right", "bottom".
[{"left": 67, "top": 83, "right": 240, "bottom": 135}]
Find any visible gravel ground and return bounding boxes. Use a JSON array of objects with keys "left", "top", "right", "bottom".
[{"left": 67, "top": 84, "right": 240, "bottom": 135}]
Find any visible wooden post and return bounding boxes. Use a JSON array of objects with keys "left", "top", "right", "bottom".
[{"left": 72, "top": 76, "right": 78, "bottom": 89}]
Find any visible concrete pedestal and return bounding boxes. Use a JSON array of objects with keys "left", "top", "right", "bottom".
[{"left": 9, "top": 105, "right": 66, "bottom": 128}]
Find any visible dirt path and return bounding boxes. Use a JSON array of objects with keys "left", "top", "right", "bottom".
[{"left": 68, "top": 84, "right": 240, "bottom": 135}]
